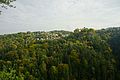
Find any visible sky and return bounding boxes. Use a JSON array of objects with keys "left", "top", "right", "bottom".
[{"left": 0, "top": 0, "right": 120, "bottom": 34}]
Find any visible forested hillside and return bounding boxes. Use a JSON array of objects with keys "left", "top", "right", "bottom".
[{"left": 0, "top": 27, "right": 120, "bottom": 80}]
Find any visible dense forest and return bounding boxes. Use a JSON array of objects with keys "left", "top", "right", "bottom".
[{"left": 0, "top": 27, "right": 120, "bottom": 80}]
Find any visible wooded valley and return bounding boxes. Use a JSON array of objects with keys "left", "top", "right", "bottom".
[{"left": 0, "top": 27, "right": 120, "bottom": 80}]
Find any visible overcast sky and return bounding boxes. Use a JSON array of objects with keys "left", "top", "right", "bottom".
[{"left": 0, "top": 0, "right": 120, "bottom": 34}]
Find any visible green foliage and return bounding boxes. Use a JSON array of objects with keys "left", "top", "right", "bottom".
[
  {"left": 0, "top": 28, "right": 120, "bottom": 80},
  {"left": 0, "top": 69, "right": 24, "bottom": 80},
  {"left": 0, "top": 0, "right": 16, "bottom": 13}
]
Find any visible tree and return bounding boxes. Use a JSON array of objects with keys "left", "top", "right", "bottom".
[
  {"left": 0, "top": 0, "right": 16, "bottom": 14},
  {"left": 57, "top": 64, "right": 69, "bottom": 80},
  {"left": 49, "top": 66, "right": 58, "bottom": 80},
  {"left": 0, "top": 69, "right": 24, "bottom": 80},
  {"left": 0, "top": 27, "right": 119, "bottom": 80}
]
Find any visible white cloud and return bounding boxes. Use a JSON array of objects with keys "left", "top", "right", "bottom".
[{"left": 0, "top": 0, "right": 120, "bottom": 34}]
